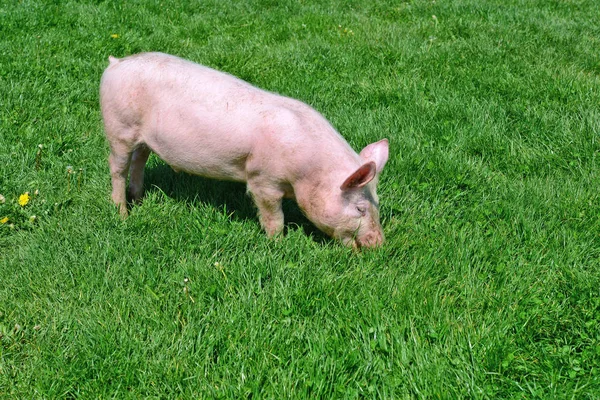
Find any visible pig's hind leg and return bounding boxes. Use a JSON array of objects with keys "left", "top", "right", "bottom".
[
  {"left": 108, "top": 143, "right": 133, "bottom": 217},
  {"left": 128, "top": 145, "right": 151, "bottom": 203},
  {"left": 247, "top": 180, "right": 285, "bottom": 237}
]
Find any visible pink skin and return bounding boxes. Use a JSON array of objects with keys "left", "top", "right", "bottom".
[{"left": 100, "top": 52, "right": 389, "bottom": 248}]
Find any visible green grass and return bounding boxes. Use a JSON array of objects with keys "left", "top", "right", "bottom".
[{"left": 1, "top": 0, "right": 600, "bottom": 397}]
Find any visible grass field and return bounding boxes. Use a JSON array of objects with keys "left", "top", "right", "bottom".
[{"left": 1, "top": 0, "right": 600, "bottom": 397}]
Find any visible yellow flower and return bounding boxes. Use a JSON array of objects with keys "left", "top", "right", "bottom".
[
  {"left": 110, "top": 33, "right": 119, "bottom": 39},
  {"left": 19, "top": 192, "right": 30, "bottom": 207},
  {"left": 0, "top": 217, "right": 8, "bottom": 224}
]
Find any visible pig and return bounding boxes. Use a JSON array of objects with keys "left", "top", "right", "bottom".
[{"left": 100, "top": 52, "right": 389, "bottom": 248}]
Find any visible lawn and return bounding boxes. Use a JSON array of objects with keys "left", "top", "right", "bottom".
[{"left": 1, "top": 0, "right": 600, "bottom": 397}]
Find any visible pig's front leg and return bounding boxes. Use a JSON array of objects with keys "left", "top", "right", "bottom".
[{"left": 247, "top": 180, "right": 285, "bottom": 237}]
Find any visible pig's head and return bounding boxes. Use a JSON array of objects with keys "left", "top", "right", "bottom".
[{"left": 310, "top": 139, "right": 389, "bottom": 248}]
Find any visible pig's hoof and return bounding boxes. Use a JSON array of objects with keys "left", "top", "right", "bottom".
[
  {"left": 264, "top": 227, "right": 284, "bottom": 240},
  {"left": 116, "top": 204, "right": 129, "bottom": 219},
  {"left": 127, "top": 187, "right": 144, "bottom": 204},
  {"left": 266, "top": 232, "right": 283, "bottom": 240}
]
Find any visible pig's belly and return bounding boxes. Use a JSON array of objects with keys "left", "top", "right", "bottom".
[
  {"left": 155, "top": 146, "right": 249, "bottom": 182},
  {"left": 143, "top": 107, "right": 254, "bottom": 182}
]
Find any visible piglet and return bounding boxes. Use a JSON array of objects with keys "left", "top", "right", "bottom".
[{"left": 100, "top": 52, "right": 389, "bottom": 248}]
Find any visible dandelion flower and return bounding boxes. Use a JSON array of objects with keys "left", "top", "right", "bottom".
[
  {"left": 0, "top": 217, "right": 8, "bottom": 224},
  {"left": 19, "top": 192, "right": 30, "bottom": 207},
  {"left": 110, "top": 33, "right": 119, "bottom": 39}
]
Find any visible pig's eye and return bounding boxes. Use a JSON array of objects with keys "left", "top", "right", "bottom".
[{"left": 356, "top": 206, "right": 366, "bottom": 215}]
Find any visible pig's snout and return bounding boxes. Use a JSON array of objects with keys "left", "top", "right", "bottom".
[{"left": 356, "top": 229, "right": 384, "bottom": 248}]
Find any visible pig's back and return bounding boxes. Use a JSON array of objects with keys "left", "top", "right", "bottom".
[{"left": 104, "top": 52, "right": 264, "bottom": 111}]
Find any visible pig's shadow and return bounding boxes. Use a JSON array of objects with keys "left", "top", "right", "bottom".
[{"left": 140, "top": 163, "right": 330, "bottom": 244}]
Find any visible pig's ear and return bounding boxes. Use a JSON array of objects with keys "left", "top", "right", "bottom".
[
  {"left": 359, "top": 139, "right": 389, "bottom": 174},
  {"left": 340, "top": 162, "right": 377, "bottom": 190}
]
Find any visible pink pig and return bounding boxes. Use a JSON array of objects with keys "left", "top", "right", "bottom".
[{"left": 100, "top": 52, "right": 389, "bottom": 248}]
